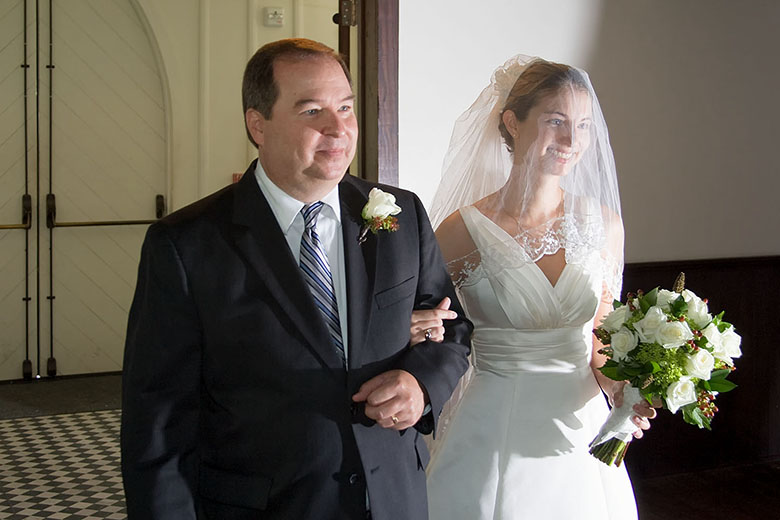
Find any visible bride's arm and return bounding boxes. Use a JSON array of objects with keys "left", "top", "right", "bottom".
[{"left": 410, "top": 298, "right": 457, "bottom": 345}]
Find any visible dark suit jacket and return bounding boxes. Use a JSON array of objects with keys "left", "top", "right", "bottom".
[{"left": 121, "top": 162, "right": 472, "bottom": 520}]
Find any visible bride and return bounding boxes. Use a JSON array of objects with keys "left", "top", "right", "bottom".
[{"left": 410, "top": 56, "right": 655, "bottom": 519}]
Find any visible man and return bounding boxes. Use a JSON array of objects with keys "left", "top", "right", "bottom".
[{"left": 121, "top": 38, "right": 472, "bottom": 519}]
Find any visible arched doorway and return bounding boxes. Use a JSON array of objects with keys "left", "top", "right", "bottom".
[{"left": 0, "top": 0, "right": 168, "bottom": 380}]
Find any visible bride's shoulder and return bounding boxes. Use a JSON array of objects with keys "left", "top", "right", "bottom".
[
  {"left": 436, "top": 209, "right": 466, "bottom": 234},
  {"left": 472, "top": 192, "right": 503, "bottom": 213},
  {"left": 435, "top": 210, "right": 477, "bottom": 264}
]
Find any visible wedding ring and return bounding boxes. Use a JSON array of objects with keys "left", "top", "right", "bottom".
[
  {"left": 391, "top": 415, "right": 399, "bottom": 424},
  {"left": 424, "top": 329, "right": 432, "bottom": 340}
]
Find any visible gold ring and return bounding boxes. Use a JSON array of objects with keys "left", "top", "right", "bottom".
[
  {"left": 391, "top": 415, "right": 399, "bottom": 424},
  {"left": 424, "top": 329, "right": 432, "bottom": 340}
]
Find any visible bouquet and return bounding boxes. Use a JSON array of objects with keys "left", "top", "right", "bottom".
[{"left": 589, "top": 273, "right": 741, "bottom": 466}]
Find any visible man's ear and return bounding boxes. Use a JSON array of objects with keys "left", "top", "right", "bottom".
[{"left": 245, "top": 109, "right": 266, "bottom": 148}]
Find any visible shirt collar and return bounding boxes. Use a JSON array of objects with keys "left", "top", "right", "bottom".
[{"left": 253, "top": 160, "right": 341, "bottom": 233}]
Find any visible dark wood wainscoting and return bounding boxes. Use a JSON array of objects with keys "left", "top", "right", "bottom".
[{"left": 622, "top": 256, "right": 780, "bottom": 480}]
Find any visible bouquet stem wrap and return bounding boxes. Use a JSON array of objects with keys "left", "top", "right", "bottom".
[{"left": 589, "top": 385, "right": 642, "bottom": 466}]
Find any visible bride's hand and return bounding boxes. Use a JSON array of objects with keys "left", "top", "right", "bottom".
[
  {"left": 410, "top": 297, "right": 457, "bottom": 346},
  {"left": 610, "top": 381, "right": 660, "bottom": 439}
]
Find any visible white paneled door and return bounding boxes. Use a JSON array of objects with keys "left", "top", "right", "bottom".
[{"left": 0, "top": 0, "right": 166, "bottom": 381}]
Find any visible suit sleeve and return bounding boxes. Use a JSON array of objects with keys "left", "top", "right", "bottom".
[
  {"left": 396, "top": 194, "right": 473, "bottom": 435},
  {"left": 121, "top": 223, "right": 201, "bottom": 519}
]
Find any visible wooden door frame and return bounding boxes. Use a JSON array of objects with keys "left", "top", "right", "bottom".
[{"left": 358, "top": 0, "right": 398, "bottom": 186}]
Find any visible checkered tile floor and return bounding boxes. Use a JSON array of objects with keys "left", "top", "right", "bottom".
[{"left": 0, "top": 409, "right": 126, "bottom": 519}]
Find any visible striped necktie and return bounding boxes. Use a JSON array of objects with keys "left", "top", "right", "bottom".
[{"left": 299, "top": 202, "right": 345, "bottom": 364}]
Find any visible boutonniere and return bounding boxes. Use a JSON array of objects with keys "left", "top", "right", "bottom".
[{"left": 357, "top": 188, "right": 402, "bottom": 244}]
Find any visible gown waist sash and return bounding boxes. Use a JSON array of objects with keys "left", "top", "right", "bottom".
[{"left": 471, "top": 326, "right": 590, "bottom": 374}]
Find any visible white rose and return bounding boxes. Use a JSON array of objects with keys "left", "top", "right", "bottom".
[
  {"left": 656, "top": 289, "right": 679, "bottom": 310},
  {"left": 702, "top": 323, "right": 730, "bottom": 364},
  {"left": 666, "top": 376, "right": 698, "bottom": 414},
  {"left": 685, "top": 349, "right": 715, "bottom": 380},
  {"left": 702, "top": 323, "right": 722, "bottom": 348},
  {"left": 717, "top": 326, "right": 743, "bottom": 366},
  {"left": 362, "top": 188, "right": 402, "bottom": 220},
  {"left": 655, "top": 320, "right": 694, "bottom": 349},
  {"left": 600, "top": 305, "right": 630, "bottom": 333},
  {"left": 610, "top": 327, "right": 639, "bottom": 361},
  {"left": 681, "top": 290, "right": 712, "bottom": 328},
  {"left": 721, "top": 326, "right": 742, "bottom": 358},
  {"left": 633, "top": 306, "right": 667, "bottom": 343}
]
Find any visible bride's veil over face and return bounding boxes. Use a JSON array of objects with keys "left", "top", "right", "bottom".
[{"left": 429, "top": 55, "right": 624, "bottom": 303}]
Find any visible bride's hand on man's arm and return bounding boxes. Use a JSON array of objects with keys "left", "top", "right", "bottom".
[
  {"left": 410, "top": 297, "right": 457, "bottom": 346},
  {"left": 610, "top": 380, "right": 661, "bottom": 439}
]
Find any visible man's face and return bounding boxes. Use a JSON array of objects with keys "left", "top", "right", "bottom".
[{"left": 247, "top": 56, "right": 358, "bottom": 202}]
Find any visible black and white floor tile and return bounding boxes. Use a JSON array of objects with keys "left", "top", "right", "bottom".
[{"left": 0, "top": 409, "right": 126, "bottom": 519}]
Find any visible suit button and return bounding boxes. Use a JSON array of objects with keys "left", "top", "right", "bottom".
[
  {"left": 350, "top": 403, "right": 359, "bottom": 417},
  {"left": 348, "top": 473, "right": 361, "bottom": 485}
]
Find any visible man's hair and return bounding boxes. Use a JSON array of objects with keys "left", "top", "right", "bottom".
[{"left": 242, "top": 38, "right": 352, "bottom": 147}]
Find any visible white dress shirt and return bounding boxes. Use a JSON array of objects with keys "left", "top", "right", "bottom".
[{"left": 253, "top": 161, "right": 349, "bottom": 360}]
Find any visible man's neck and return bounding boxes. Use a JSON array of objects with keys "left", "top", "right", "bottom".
[{"left": 257, "top": 156, "right": 343, "bottom": 203}]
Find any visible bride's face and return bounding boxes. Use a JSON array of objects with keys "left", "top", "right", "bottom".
[{"left": 509, "top": 87, "right": 593, "bottom": 177}]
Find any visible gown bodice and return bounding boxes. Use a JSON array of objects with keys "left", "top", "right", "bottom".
[{"left": 457, "top": 205, "right": 602, "bottom": 375}]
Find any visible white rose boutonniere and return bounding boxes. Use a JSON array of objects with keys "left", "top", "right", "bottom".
[{"left": 358, "top": 188, "right": 401, "bottom": 244}]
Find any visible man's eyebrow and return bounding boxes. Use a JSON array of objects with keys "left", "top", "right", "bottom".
[{"left": 293, "top": 94, "right": 355, "bottom": 109}]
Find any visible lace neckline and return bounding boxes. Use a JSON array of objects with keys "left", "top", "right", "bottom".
[
  {"left": 447, "top": 205, "right": 610, "bottom": 290},
  {"left": 469, "top": 206, "right": 567, "bottom": 263}
]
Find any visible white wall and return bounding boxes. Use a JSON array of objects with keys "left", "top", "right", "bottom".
[{"left": 399, "top": 0, "right": 780, "bottom": 262}]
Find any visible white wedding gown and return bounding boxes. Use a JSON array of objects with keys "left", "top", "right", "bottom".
[{"left": 427, "top": 207, "right": 637, "bottom": 519}]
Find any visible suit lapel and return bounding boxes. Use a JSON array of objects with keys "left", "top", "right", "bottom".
[
  {"left": 231, "top": 163, "right": 344, "bottom": 370},
  {"left": 339, "top": 177, "right": 377, "bottom": 370}
]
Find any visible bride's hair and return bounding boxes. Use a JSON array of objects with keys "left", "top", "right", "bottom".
[{"left": 498, "top": 60, "right": 589, "bottom": 153}]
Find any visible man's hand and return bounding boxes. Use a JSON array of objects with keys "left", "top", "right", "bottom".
[{"left": 352, "top": 370, "right": 426, "bottom": 430}]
